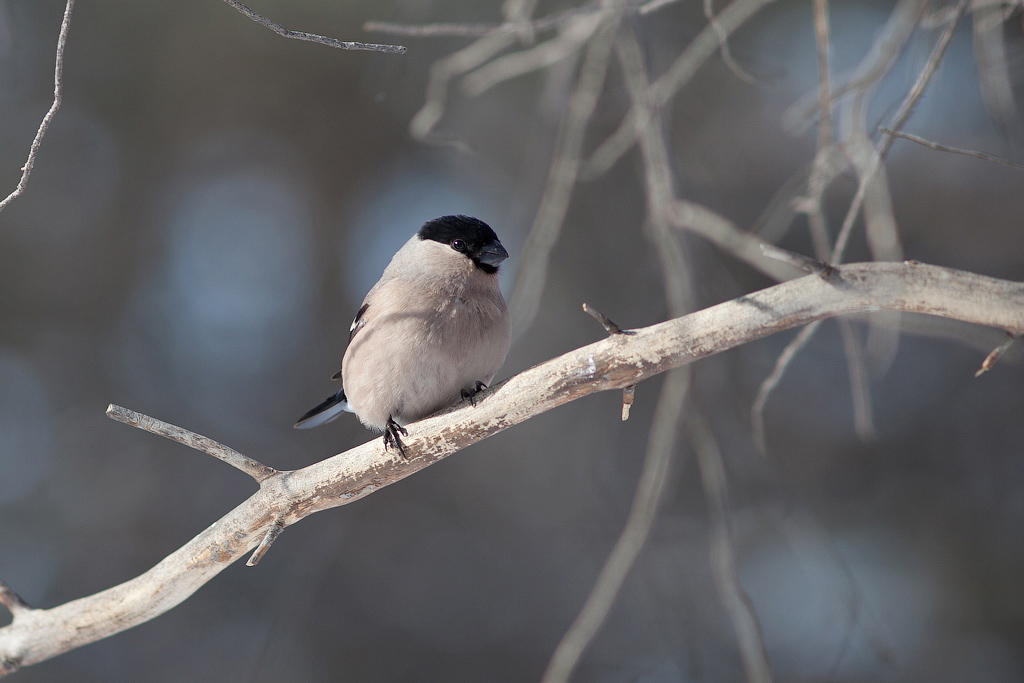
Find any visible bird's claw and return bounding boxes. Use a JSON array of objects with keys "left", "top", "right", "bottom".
[
  {"left": 461, "top": 381, "right": 488, "bottom": 406},
  {"left": 383, "top": 417, "right": 409, "bottom": 459}
]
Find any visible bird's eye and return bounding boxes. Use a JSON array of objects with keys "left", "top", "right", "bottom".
[{"left": 452, "top": 239, "right": 466, "bottom": 251}]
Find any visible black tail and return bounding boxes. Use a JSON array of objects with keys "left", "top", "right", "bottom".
[{"left": 294, "top": 389, "right": 349, "bottom": 429}]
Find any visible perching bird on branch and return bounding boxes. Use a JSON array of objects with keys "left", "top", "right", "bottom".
[{"left": 295, "top": 215, "right": 512, "bottom": 457}]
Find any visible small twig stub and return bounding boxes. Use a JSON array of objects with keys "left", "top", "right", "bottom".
[
  {"left": 582, "top": 303, "right": 635, "bottom": 336},
  {"left": 621, "top": 384, "right": 635, "bottom": 421},
  {"left": 759, "top": 243, "right": 835, "bottom": 278},
  {"left": 247, "top": 519, "right": 286, "bottom": 566},
  {"left": 975, "top": 333, "right": 1017, "bottom": 377},
  {"left": 0, "top": 579, "right": 31, "bottom": 616}
]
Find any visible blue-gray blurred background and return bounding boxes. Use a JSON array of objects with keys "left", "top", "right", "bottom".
[{"left": 1, "top": 0, "right": 1023, "bottom": 681}]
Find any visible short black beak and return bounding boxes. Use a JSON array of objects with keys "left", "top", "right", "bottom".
[{"left": 476, "top": 239, "right": 509, "bottom": 267}]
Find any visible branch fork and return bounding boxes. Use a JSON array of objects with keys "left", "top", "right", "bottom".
[{"left": 105, "top": 404, "right": 284, "bottom": 565}]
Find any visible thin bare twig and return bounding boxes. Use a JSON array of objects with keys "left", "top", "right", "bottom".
[
  {"left": 798, "top": 0, "right": 835, "bottom": 259},
  {"left": 829, "top": 0, "right": 907, "bottom": 393},
  {"left": 637, "top": 0, "right": 688, "bottom": 15},
  {"left": 800, "top": 0, "right": 878, "bottom": 446},
  {"left": 220, "top": 0, "right": 405, "bottom": 53},
  {"left": 364, "top": 0, "right": 689, "bottom": 38},
  {"left": 502, "top": 0, "right": 542, "bottom": 24},
  {"left": 364, "top": 0, "right": 687, "bottom": 39},
  {"left": 705, "top": 0, "right": 757, "bottom": 83},
  {"left": 0, "top": 580, "right": 30, "bottom": 617},
  {"left": 972, "top": 1, "right": 1020, "bottom": 142},
  {"left": 672, "top": 201, "right": 805, "bottom": 282},
  {"left": 839, "top": 319, "right": 876, "bottom": 440},
  {"left": 583, "top": 0, "right": 772, "bottom": 179},
  {"left": 799, "top": 14, "right": 922, "bottom": 450},
  {"left": 105, "top": 404, "right": 279, "bottom": 483},
  {"left": 0, "top": 0, "right": 74, "bottom": 215},
  {"left": 364, "top": 20, "right": 504, "bottom": 38},
  {"left": 831, "top": 0, "right": 969, "bottom": 264},
  {"left": 790, "top": 0, "right": 961, "bottom": 434},
  {"left": 752, "top": 321, "right": 824, "bottom": 457},
  {"left": 812, "top": 0, "right": 833, "bottom": 151},
  {"left": 462, "top": 11, "right": 605, "bottom": 96},
  {"left": 975, "top": 332, "right": 1017, "bottom": 377},
  {"left": 689, "top": 410, "right": 772, "bottom": 683},
  {"left": 880, "top": 127, "right": 1024, "bottom": 171},
  {"left": 508, "top": 4, "right": 625, "bottom": 341},
  {"left": 410, "top": 30, "right": 519, "bottom": 145},
  {"left": 783, "top": 0, "right": 926, "bottom": 135},
  {"left": 364, "top": 5, "right": 594, "bottom": 38}
]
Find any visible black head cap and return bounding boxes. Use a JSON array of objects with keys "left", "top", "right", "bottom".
[{"left": 418, "top": 215, "right": 508, "bottom": 274}]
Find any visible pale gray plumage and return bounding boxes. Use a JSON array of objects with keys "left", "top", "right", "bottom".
[{"left": 295, "top": 215, "right": 511, "bottom": 455}]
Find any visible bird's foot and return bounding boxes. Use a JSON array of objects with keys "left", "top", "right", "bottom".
[
  {"left": 383, "top": 417, "right": 409, "bottom": 459},
  {"left": 461, "top": 381, "right": 488, "bottom": 406}
]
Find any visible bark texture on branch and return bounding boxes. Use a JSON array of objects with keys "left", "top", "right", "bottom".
[{"left": 1, "top": 261, "right": 1022, "bottom": 674}]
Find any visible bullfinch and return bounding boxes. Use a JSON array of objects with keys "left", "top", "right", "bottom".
[{"left": 295, "top": 215, "right": 512, "bottom": 457}]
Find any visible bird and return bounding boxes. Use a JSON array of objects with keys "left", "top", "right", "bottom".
[{"left": 294, "top": 215, "right": 512, "bottom": 458}]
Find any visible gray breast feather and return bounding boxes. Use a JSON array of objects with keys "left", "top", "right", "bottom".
[{"left": 340, "top": 277, "right": 510, "bottom": 431}]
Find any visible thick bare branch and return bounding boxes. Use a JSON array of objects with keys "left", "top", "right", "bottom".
[
  {"left": 220, "top": 0, "right": 406, "bottom": 53},
  {"left": 1, "top": 262, "right": 1023, "bottom": 674},
  {"left": 0, "top": 0, "right": 74, "bottom": 215}
]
